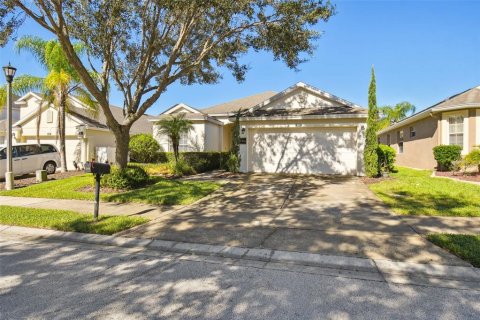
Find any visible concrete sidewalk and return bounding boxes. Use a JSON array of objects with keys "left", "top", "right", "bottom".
[
  {"left": 1, "top": 224, "right": 479, "bottom": 291},
  {"left": 0, "top": 195, "right": 174, "bottom": 219}
]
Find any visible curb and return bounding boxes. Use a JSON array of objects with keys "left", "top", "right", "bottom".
[{"left": 1, "top": 224, "right": 479, "bottom": 282}]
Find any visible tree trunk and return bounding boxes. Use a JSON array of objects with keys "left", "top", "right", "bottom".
[
  {"left": 58, "top": 94, "right": 67, "bottom": 173},
  {"left": 112, "top": 126, "right": 130, "bottom": 168}
]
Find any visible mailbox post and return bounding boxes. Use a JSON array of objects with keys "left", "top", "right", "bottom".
[{"left": 85, "top": 161, "right": 111, "bottom": 221}]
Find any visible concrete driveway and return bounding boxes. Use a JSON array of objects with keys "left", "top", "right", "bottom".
[{"left": 120, "top": 174, "right": 468, "bottom": 266}]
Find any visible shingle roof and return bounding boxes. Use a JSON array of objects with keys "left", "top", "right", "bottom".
[
  {"left": 242, "top": 105, "right": 367, "bottom": 118},
  {"left": 430, "top": 85, "right": 480, "bottom": 110},
  {"left": 70, "top": 103, "right": 153, "bottom": 135},
  {"left": 200, "top": 91, "right": 277, "bottom": 114}
]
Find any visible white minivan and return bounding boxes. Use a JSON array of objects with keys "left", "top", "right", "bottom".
[{"left": 0, "top": 143, "right": 61, "bottom": 179}]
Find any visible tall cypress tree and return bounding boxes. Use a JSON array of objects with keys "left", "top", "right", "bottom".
[{"left": 364, "top": 67, "right": 379, "bottom": 177}]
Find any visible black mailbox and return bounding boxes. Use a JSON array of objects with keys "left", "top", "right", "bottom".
[
  {"left": 85, "top": 161, "right": 111, "bottom": 221},
  {"left": 85, "top": 161, "right": 111, "bottom": 175}
]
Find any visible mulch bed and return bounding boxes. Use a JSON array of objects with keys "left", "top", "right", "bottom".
[
  {"left": 435, "top": 171, "right": 480, "bottom": 183},
  {"left": 0, "top": 171, "right": 83, "bottom": 189}
]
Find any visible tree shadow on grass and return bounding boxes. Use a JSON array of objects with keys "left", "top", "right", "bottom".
[
  {"left": 376, "top": 190, "right": 480, "bottom": 217},
  {"left": 105, "top": 179, "right": 220, "bottom": 205}
]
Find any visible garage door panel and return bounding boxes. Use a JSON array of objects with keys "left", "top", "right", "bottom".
[{"left": 251, "top": 128, "right": 357, "bottom": 175}]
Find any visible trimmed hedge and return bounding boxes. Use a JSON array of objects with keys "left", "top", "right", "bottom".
[
  {"left": 377, "top": 144, "right": 396, "bottom": 173},
  {"left": 129, "top": 134, "right": 161, "bottom": 163},
  {"left": 157, "top": 152, "right": 230, "bottom": 173},
  {"left": 433, "top": 145, "right": 462, "bottom": 171},
  {"left": 101, "top": 165, "right": 149, "bottom": 190}
]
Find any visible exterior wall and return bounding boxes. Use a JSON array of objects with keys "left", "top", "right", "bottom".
[
  {"left": 204, "top": 122, "right": 222, "bottom": 151},
  {"left": 378, "top": 115, "right": 439, "bottom": 170},
  {"left": 440, "top": 110, "right": 470, "bottom": 155},
  {"left": 222, "top": 123, "right": 233, "bottom": 151},
  {"left": 477, "top": 109, "right": 480, "bottom": 148},
  {"left": 153, "top": 121, "right": 207, "bottom": 152}
]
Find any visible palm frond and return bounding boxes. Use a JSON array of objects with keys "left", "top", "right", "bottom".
[
  {"left": 15, "top": 36, "right": 48, "bottom": 68},
  {"left": 70, "top": 86, "right": 99, "bottom": 118},
  {"left": 11, "top": 74, "right": 46, "bottom": 96}
]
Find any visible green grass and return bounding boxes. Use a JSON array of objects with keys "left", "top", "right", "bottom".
[
  {"left": 104, "top": 179, "right": 220, "bottom": 205},
  {"left": 0, "top": 205, "right": 148, "bottom": 235},
  {"left": 368, "top": 167, "right": 480, "bottom": 217},
  {"left": 0, "top": 174, "right": 221, "bottom": 205},
  {"left": 427, "top": 233, "right": 480, "bottom": 267}
]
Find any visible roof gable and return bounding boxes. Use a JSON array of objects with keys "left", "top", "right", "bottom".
[
  {"left": 240, "top": 82, "right": 366, "bottom": 118},
  {"left": 251, "top": 82, "right": 363, "bottom": 112},
  {"left": 162, "top": 103, "right": 202, "bottom": 115}
]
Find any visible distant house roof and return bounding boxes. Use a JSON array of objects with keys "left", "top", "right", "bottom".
[
  {"left": 378, "top": 85, "right": 480, "bottom": 134},
  {"left": 200, "top": 91, "right": 277, "bottom": 115},
  {"left": 12, "top": 92, "right": 153, "bottom": 135}
]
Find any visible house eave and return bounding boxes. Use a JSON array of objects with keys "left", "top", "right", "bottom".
[{"left": 237, "top": 114, "right": 368, "bottom": 121}]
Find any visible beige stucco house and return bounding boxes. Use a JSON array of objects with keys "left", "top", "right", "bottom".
[
  {"left": 153, "top": 82, "right": 368, "bottom": 175},
  {"left": 0, "top": 92, "right": 152, "bottom": 170},
  {"left": 378, "top": 85, "right": 480, "bottom": 169}
]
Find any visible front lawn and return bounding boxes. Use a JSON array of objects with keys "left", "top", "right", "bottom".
[
  {"left": 368, "top": 167, "right": 480, "bottom": 217},
  {"left": 0, "top": 174, "right": 221, "bottom": 205},
  {"left": 427, "top": 233, "right": 480, "bottom": 267},
  {"left": 0, "top": 206, "right": 148, "bottom": 235}
]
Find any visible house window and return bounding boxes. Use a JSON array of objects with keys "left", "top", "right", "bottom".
[
  {"left": 397, "top": 130, "right": 404, "bottom": 154},
  {"left": 448, "top": 116, "right": 464, "bottom": 147},
  {"left": 410, "top": 127, "right": 416, "bottom": 138},
  {"left": 46, "top": 110, "right": 53, "bottom": 123},
  {"left": 178, "top": 133, "right": 190, "bottom": 152},
  {"left": 397, "top": 130, "right": 403, "bottom": 142},
  {"left": 386, "top": 134, "right": 391, "bottom": 146}
]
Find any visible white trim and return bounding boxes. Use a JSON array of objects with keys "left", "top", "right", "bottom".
[
  {"left": 248, "top": 82, "right": 365, "bottom": 112},
  {"left": 476, "top": 109, "right": 480, "bottom": 147},
  {"left": 239, "top": 114, "right": 367, "bottom": 121},
  {"left": 149, "top": 115, "right": 224, "bottom": 126},
  {"left": 162, "top": 103, "right": 201, "bottom": 115},
  {"left": 15, "top": 91, "right": 43, "bottom": 103},
  {"left": 441, "top": 110, "right": 469, "bottom": 155},
  {"left": 244, "top": 123, "right": 360, "bottom": 129}
]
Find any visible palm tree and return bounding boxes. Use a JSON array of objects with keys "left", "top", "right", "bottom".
[
  {"left": 378, "top": 101, "right": 416, "bottom": 130},
  {"left": 0, "top": 36, "right": 97, "bottom": 172},
  {"left": 155, "top": 113, "right": 194, "bottom": 163}
]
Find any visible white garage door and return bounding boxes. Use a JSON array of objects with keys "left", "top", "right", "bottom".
[{"left": 250, "top": 127, "right": 358, "bottom": 175}]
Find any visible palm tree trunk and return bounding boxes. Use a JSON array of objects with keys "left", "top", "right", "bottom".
[{"left": 58, "top": 93, "right": 68, "bottom": 173}]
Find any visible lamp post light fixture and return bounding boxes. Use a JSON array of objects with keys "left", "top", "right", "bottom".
[{"left": 3, "top": 63, "right": 17, "bottom": 190}]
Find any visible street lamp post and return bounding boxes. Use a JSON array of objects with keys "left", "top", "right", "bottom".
[{"left": 3, "top": 63, "right": 17, "bottom": 190}]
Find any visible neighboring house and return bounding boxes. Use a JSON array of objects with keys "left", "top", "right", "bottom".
[
  {"left": 0, "top": 95, "right": 21, "bottom": 145},
  {"left": 0, "top": 92, "right": 152, "bottom": 170},
  {"left": 378, "top": 85, "right": 480, "bottom": 170},
  {"left": 153, "top": 82, "right": 368, "bottom": 175}
]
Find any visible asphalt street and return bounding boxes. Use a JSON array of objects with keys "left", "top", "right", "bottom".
[{"left": 1, "top": 236, "right": 479, "bottom": 320}]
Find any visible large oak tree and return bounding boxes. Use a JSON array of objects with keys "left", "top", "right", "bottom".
[{"left": 1, "top": 0, "right": 335, "bottom": 167}]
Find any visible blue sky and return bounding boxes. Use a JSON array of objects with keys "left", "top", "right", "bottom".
[{"left": 1, "top": 0, "right": 479, "bottom": 115}]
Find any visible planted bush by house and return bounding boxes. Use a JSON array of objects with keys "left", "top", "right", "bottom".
[
  {"left": 377, "top": 144, "right": 396, "bottom": 173},
  {"left": 157, "top": 152, "right": 230, "bottom": 173},
  {"left": 129, "top": 134, "right": 161, "bottom": 163},
  {"left": 101, "top": 165, "right": 149, "bottom": 190},
  {"left": 433, "top": 145, "right": 462, "bottom": 171}
]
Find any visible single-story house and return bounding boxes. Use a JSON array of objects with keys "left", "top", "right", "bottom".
[
  {"left": 378, "top": 85, "right": 480, "bottom": 170},
  {"left": 0, "top": 92, "right": 152, "bottom": 170},
  {"left": 153, "top": 82, "right": 368, "bottom": 175}
]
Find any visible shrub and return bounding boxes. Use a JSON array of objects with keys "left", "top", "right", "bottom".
[
  {"left": 130, "top": 163, "right": 171, "bottom": 175},
  {"left": 157, "top": 152, "right": 229, "bottom": 173},
  {"left": 168, "top": 158, "right": 195, "bottom": 177},
  {"left": 101, "top": 165, "right": 149, "bottom": 190},
  {"left": 129, "top": 134, "right": 161, "bottom": 163},
  {"left": 465, "top": 147, "right": 480, "bottom": 172},
  {"left": 226, "top": 152, "right": 240, "bottom": 173},
  {"left": 433, "top": 145, "right": 462, "bottom": 171},
  {"left": 377, "top": 144, "right": 396, "bottom": 173}
]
